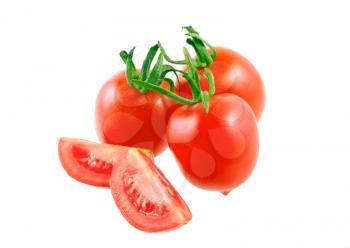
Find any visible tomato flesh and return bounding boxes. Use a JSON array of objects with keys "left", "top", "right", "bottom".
[
  {"left": 110, "top": 148, "right": 192, "bottom": 232},
  {"left": 58, "top": 138, "right": 152, "bottom": 187},
  {"left": 71, "top": 144, "right": 114, "bottom": 174}
]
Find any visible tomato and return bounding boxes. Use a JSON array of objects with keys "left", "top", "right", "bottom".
[
  {"left": 95, "top": 71, "right": 168, "bottom": 156},
  {"left": 58, "top": 137, "right": 153, "bottom": 187},
  {"left": 178, "top": 47, "right": 265, "bottom": 120},
  {"left": 110, "top": 148, "right": 192, "bottom": 232},
  {"left": 167, "top": 94, "right": 259, "bottom": 194}
]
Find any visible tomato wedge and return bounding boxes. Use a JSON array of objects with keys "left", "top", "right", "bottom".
[
  {"left": 58, "top": 138, "right": 152, "bottom": 187},
  {"left": 110, "top": 148, "right": 192, "bottom": 232}
]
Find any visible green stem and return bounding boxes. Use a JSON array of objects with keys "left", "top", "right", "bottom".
[
  {"left": 185, "top": 31, "right": 216, "bottom": 59},
  {"left": 186, "top": 38, "right": 209, "bottom": 67},
  {"left": 158, "top": 41, "right": 187, "bottom": 65},
  {"left": 183, "top": 26, "right": 216, "bottom": 66},
  {"left": 140, "top": 44, "right": 159, "bottom": 81},
  {"left": 204, "top": 68, "right": 215, "bottom": 96},
  {"left": 120, "top": 50, "right": 128, "bottom": 63},
  {"left": 122, "top": 48, "right": 148, "bottom": 93},
  {"left": 119, "top": 26, "right": 216, "bottom": 113},
  {"left": 162, "top": 78, "right": 175, "bottom": 91},
  {"left": 183, "top": 47, "right": 201, "bottom": 98},
  {"left": 133, "top": 80, "right": 198, "bottom": 105},
  {"left": 146, "top": 53, "right": 163, "bottom": 84},
  {"left": 200, "top": 91, "right": 210, "bottom": 114},
  {"left": 160, "top": 64, "right": 186, "bottom": 76},
  {"left": 160, "top": 65, "right": 184, "bottom": 87}
]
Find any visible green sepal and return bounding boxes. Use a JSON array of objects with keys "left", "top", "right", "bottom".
[
  {"left": 162, "top": 77, "right": 175, "bottom": 92},
  {"left": 146, "top": 53, "right": 163, "bottom": 84},
  {"left": 133, "top": 79, "right": 197, "bottom": 105},
  {"left": 200, "top": 91, "right": 210, "bottom": 114},
  {"left": 204, "top": 68, "right": 215, "bottom": 96},
  {"left": 158, "top": 41, "right": 187, "bottom": 64},
  {"left": 140, "top": 44, "right": 159, "bottom": 81},
  {"left": 183, "top": 47, "right": 201, "bottom": 99}
]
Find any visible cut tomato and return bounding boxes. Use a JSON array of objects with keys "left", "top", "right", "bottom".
[
  {"left": 110, "top": 148, "right": 192, "bottom": 232},
  {"left": 58, "top": 138, "right": 153, "bottom": 187}
]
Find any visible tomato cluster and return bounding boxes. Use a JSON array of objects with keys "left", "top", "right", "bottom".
[
  {"left": 96, "top": 46, "right": 264, "bottom": 194},
  {"left": 59, "top": 26, "right": 265, "bottom": 232}
]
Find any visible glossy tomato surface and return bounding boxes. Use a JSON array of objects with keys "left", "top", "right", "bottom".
[
  {"left": 167, "top": 94, "right": 259, "bottom": 194},
  {"left": 58, "top": 137, "right": 153, "bottom": 187},
  {"left": 110, "top": 148, "right": 192, "bottom": 232},
  {"left": 178, "top": 47, "right": 265, "bottom": 120},
  {"left": 95, "top": 71, "right": 167, "bottom": 156}
]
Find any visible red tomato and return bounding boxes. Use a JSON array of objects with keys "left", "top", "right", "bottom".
[
  {"left": 167, "top": 94, "right": 259, "bottom": 194},
  {"left": 178, "top": 47, "right": 265, "bottom": 120},
  {"left": 58, "top": 137, "right": 152, "bottom": 187},
  {"left": 95, "top": 71, "right": 168, "bottom": 156},
  {"left": 110, "top": 148, "right": 192, "bottom": 232}
]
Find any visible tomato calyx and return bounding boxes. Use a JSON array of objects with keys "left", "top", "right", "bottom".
[
  {"left": 183, "top": 26, "right": 216, "bottom": 67},
  {"left": 120, "top": 26, "right": 217, "bottom": 114},
  {"left": 157, "top": 26, "right": 216, "bottom": 67}
]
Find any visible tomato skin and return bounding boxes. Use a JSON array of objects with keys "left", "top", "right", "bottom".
[
  {"left": 110, "top": 148, "right": 192, "bottom": 232},
  {"left": 58, "top": 137, "right": 153, "bottom": 187},
  {"left": 95, "top": 71, "right": 167, "bottom": 156},
  {"left": 167, "top": 94, "right": 259, "bottom": 194},
  {"left": 178, "top": 47, "right": 265, "bottom": 120}
]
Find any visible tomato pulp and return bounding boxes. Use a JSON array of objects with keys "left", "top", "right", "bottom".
[{"left": 110, "top": 148, "right": 192, "bottom": 232}]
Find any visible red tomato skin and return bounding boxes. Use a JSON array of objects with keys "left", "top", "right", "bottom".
[
  {"left": 95, "top": 71, "right": 167, "bottom": 156},
  {"left": 167, "top": 94, "right": 259, "bottom": 194},
  {"left": 177, "top": 47, "right": 265, "bottom": 120}
]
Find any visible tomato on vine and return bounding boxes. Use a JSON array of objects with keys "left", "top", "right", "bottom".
[
  {"left": 179, "top": 47, "right": 265, "bottom": 120},
  {"left": 58, "top": 25, "right": 264, "bottom": 234},
  {"left": 95, "top": 45, "right": 177, "bottom": 156},
  {"left": 126, "top": 27, "right": 261, "bottom": 194}
]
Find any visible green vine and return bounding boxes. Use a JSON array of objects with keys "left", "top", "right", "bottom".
[{"left": 119, "top": 26, "right": 216, "bottom": 113}]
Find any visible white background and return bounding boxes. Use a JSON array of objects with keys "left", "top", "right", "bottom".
[{"left": 1, "top": 0, "right": 350, "bottom": 247}]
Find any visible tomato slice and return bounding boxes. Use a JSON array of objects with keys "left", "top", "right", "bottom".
[
  {"left": 110, "top": 148, "right": 192, "bottom": 232},
  {"left": 58, "top": 138, "right": 153, "bottom": 187}
]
